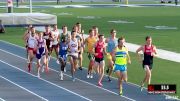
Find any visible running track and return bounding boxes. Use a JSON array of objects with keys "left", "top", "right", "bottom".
[{"left": 0, "top": 40, "right": 178, "bottom": 101}]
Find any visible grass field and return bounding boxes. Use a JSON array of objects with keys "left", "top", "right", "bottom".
[{"left": 0, "top": 3, "right": 180, "bottom": 97}]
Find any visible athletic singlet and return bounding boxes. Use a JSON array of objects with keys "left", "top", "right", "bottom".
[
  {"left": 37, "top": 39, "right": 46, "bottom": 55},
  {"left": 51, "top": 30, "right": 59, "bottom": 45},
  {"left": 59, "top": 42, "right": 68, "bottom": 56},
  {"left": 95, "top": 41, "right": 105, "bottom": 59},
  {"left": 86, "top": 37, "right": 97, "bottom": 53},
  {"left": 60, "top": 33, "right": 69, "bottom": 42},
  {"left": 107, "top": 37, "right": 117, "bottom": 53},
  {"left": 69, "top": 39, "right": 78, "bottom": 54},
  {"left": 115, "top": 46, "right": 127, "bottom": 65},
  {"left": 143, "top": 45, "right": 154, "bottom": 64},
  {"left": 27, "top": 34, "right": 37, "bottom": 48},
  {"left": 43, "top": 31, "right": 51, "bottom": 46},
  {"left": 37, "top": 39, "right": 46, "bottom": 48}
]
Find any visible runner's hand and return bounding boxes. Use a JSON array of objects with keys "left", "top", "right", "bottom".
[{"left": 128, "top": 60, "right": 131, "bottom": 64}]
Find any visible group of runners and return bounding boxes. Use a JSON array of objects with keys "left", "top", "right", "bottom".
[{"left": 22, "top": 23, "right": 157, "bottom": 95}]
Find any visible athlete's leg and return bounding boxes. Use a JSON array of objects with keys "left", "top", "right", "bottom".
[
  {"left": 87, "top": 59, "right": 94, "bottom": 77},
  {"left": 78, "top": 53, "right": 83, "bottom": 70},
  {"left": 122, "top": 71, "right": 128, "bottom": 82},
  {"left": 119, "top": 72, "right": 123, "bottom": 95},
  {"left": 45, "top": 53, "right": 49, "bottom": 72},
  {"left": 55, "top": 46, "right": 59, "bottom": 59},
  {"left": 141, "top": 65, "right": 150, "bottom": 90},
  {"left": 94, "top": 61, "right": 99, "bottom": 74},
  {"left": 145, "top": 66, "right": 151, "bottom": 84},
  {"left": 69, "top": 56, "right": 74, "bottom": 77},
  {"left": 72, "top": 57, "right": 78, "bottom": 81},
  {"left": 115, "top": 71, "right": 122, "bottom": 95},
  {"left": 73, "top": 57, "right": 78, "bottom": 71},
  {"left": 27, "top": 49, "right": 34, "bottom": 72},
  {"left": 59, "top": 57, "right": 65, "bottom": 80},
  {"left": 107, "top": 59, "right": 114, "bottom": 81},
  {"left": 98, "top": 60, "right": 105, "bottom": 86},
  {"left": 37, "top": 59, "right": 41, "bottom": 78}
]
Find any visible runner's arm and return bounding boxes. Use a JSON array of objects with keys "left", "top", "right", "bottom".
[
  {"left": 136, "top": 45, "right": 144, "bottom": 63},
  {"left": 111, "top": 47, "right": 117, "bottom": 62},
  {"left": 126, "top": 48, "right": 131, "bottom": 64},
  {"left": 152, "top": 45, "right": 158, "bottom": 57}
]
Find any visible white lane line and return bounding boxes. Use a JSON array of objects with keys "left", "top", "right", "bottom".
[
  {"left": 0, "top": 98, "right": 5, "bottom": 101},
  {"left": 0, "top": 59, "right": 92, "bottom": 101},
  {"left": 0, "top": 75, "right": 48, "bottom": 101},
  {"left": 0, "top": 46, "right": 135, "bottom": 101}
]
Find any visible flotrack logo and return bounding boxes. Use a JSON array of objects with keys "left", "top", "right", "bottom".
[{"left": 165, "top": 95, "right": 179, "bottom": 100}]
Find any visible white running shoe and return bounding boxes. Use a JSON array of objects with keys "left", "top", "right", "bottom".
[
  {"left": 64, "top": 67, "right": 66, "bottom": 72},
  {"left": 41, "top": 65, "right": 45, "bottom": 73},
  {"left": 60, "top": 71, "right": 63, "bottom": 80},
  {"left": 72, "top": 76, "right": 75, "bottom": 82},
  {"left": 140, "top": 86, "right": 144, "bottom": 91},
  {"left": 56, "top": 59, "right": 60, "bottom": 64},
  {"left": 37, "top": 72, "right": 40, "bottom": 78},
  {"left": 87, "top": 74, "right": 90, "bottom": 78},
  {"left": 90, "top": 74, "right": 93, "bottom": 78},
  {"left": 48, "top": 56, "right": 51, "bottom": 62}
]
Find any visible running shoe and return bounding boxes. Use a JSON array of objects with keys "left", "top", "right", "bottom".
[
  {"left": 90, "top": 74, "right": 93, "bottom": 78},
  {"left": 119, "top": 89, "right": 123, "bottom": 96},
  {"left": 98, "top": 82, "right": 103, "bottom": 87},
  {"left": 64, "top": 67, "right": 66, "bottom": 72},
  {"left": 56, "top": 59, "right": 60, "bottom": 64},
  {"left": 79, "top": 67, "right": 83, "bottom": 71},
  {"left": 28, "top": 63, "right": 31, "bottom": 72},
  {"left": 108, "top": 76, "right": 112, "bottom": 82},
  {"left": 87, "top": 74, "right": 90, "bottom": 78},
  {"left": 72, "top": 76, "right": 75, "bottom": 82},
  {"left": 106, "top": 68, "right": 109, "bottom": 74},
  {"left": 37, "top": 72, "right": 40, "bottom": 78},
  {"left": 41, "top": 65, "right": 45, "bottom": 73},
  {"left": 140, "top": 86, "right": 144, "bottom": 91},
  {"left": 60, "top": 71, "right": 63, "bottom": 80}
]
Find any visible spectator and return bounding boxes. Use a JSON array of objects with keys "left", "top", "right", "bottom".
[
  {"left": 175, "top": 0, "right": 178, "bottom": 5},
  {"left": 7, "top": 0, "right": 13, "bottom": 13},
  {"left": 161, "top": 0, "right": 165, "bottom": 3},
  {"left": 0, "top": 20, "right": 5, "bottom": 33}
]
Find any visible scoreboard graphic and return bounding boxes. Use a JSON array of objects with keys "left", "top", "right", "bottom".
[{"left": 148, "top": 84, "right": 176, "bottom": 94}]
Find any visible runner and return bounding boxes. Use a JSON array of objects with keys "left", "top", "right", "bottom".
[
  {"left": 43, "top": 25, "right": 52, "bottom": 72},
  {"left": 105, "top": 29, "right": 118, "bottom": 82},
  {"left": 136, "top": 36, "right": 157, "bottom": 91},
  {"left": 60, "top": 25, "right": 70, "bottom": 43},
  {"left": 112, "top": 37, "right": 131, "bottom": 95},
  {"left": 76, "top": 22, "right": 85, "bottom": 70},
  {"left": 50, "top": 24, "right": 60, "bottom": 64},
  {"left": 72, "top": 25, "right": 83, "bottom": 71},
  {"left": 23, "top": 26, "right": 38, "bottom": 72},
  {"left": 92, "top": 26, "right": 99, "bottom": 39},
  {"left": 93, "top": 34, "right": 107, "bottom": 86},
  {"left": 36, "top": 32, "right": 48, "bottom": 78},
  {"left": 58, "top": 36, "right": 68, "bottom": 80},
  {"left": 68, "top": 31, "right": 80, "bottom": 82},
  {"left": 22, "top": 24, "right": 32, "bottom": 59},
  {"left": 59, "top": 25, "right": 71, "bottom": 72},
  {"left": 84, "top": 29, "right": 97, "bottom": 78}
]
